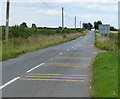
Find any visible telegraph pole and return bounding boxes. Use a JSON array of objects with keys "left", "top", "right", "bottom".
[
  {"left": 75, "top": 16, "right": 76, "bottom": 30},
  {"left": 5, "top": 0, "right": 10, "bottom": 41},
  {"left": 80, "top": 21, "right": 81, "bottom": 28},
  {"left": 62, "top": 7, "right": 64, "bottom": 30}
]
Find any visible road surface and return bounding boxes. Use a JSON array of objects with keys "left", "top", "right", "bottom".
[{"left": 1, "top": 30, "right": 96, "bottom": 97}]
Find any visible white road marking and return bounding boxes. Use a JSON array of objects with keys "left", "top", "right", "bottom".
[
  {"left": 89, "top": 86, "right": 92, "bottom": 89},
  {"left": 72, "top": 47, "right": 74, "bottom": 48},
  {"left": 0, "top": 77, "right": 20, "bottom": 89},
  {"left": 51, "top": 58, "right": 53, "bottom": 59},
  {"left": 59, "top": 53, "right": 62, "bottom": 55},
  {"left": 67, "top": 49, "right": 69, "bottom": 51},
  {"left": 27, "top": 63, "right": 44, "bottom": 73}
]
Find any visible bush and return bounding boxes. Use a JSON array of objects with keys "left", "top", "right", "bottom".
[{"left": 1, "top": 26, "right": 85, "bottom": 40}]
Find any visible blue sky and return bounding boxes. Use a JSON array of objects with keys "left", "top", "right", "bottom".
[{"left": 1, "top": 0, "right": 119, "bottom": 28}]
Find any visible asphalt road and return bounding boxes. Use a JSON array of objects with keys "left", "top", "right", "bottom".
[{"left": 1, "top": 30, "right": 96, "bottom": 97}]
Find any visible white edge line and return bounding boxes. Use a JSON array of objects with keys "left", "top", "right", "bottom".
[
  {"left": 0, "top": 77, "right": 20, "bottom": 89},
  {"left": 27, "top": 63, "right": 44, "bottom": 73}
]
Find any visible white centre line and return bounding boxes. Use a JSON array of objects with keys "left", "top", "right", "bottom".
[
  {"left": 67, "top": 49, "right": 69, "bottom": 51},
  {"left": 59, "top": 53, "right": 62, "bottom": 55},
  {"left": 0, "top": 77, "right": 20, "bottom": 89},
  {"left": 27, "top": 63, "right": 44, "bottom": 73}
]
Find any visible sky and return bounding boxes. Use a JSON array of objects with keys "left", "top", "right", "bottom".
[{"left": 1, "top": 0, "right": 119, "bottom": 28}]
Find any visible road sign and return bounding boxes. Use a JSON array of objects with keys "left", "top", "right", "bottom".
[{"left": 98, "top": 24, "right": 110, "bottom": 34}]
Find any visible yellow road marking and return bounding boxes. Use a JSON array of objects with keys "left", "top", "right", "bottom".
[
  {"left": 25, "top": 76, "right": 86, "bottom": 79},
  {"left": 20, "top": 78, "right": 85, "bottom": 82},
  {"left": 45, "top": 65, "right": 86, "bottom": 68},
  {"left": 28, "top": 74, "right": 87, "bottom": 77},
  {"left": 78, "top": 45, "right": 94, "bottom": 47},
  {"left": 29, "top": 74, "right": 62, "bottom": 75},
  {"left": 55, "top": 57, "right": 90, "bottom": 60},
  {"left": 45, "top": 63, "right": 88, "bottom": 66}
]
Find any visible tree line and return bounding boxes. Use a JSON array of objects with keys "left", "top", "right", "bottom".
[
  {"left": 2, "top": 22, "right": 85, "bottom": 40},
  {"left": 83, "top": 21, "right": 117, "bottom": 31},
  {"left": 20, "top": 21, "right": 117, "bottom": 31},
  {"left": 20, "top": 22, "right": 37, "bottom": 28}
]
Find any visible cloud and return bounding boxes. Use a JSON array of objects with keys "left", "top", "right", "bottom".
[
  {"left": 84, "top": 3, "right": 118, "bottom": 12},
  {"left": 38, "top": 9, "right": 61, "bottom": 15},
  {"left": 1, "top": 0, "right": 119, "bottom": 3},
  {"left": 86, "top": 4, "right": 97, "bottom": 8},
  {"left": 1, "top": 0, "right": 118, "bottom": 28}
]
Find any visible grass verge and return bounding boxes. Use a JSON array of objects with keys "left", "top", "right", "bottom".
[
  {"left": 92, "top": 32, "right": 118, "bottom": 97},
  {"left": 92, "top": 51, "right": 118, "bottom": 97},
  {"left": 1, "top": 31, "right": 86, "bottom": 61}
]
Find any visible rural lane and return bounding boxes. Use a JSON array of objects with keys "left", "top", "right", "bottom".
[{"left": 1, "top": 30, "right": 96, "bottom": 97}]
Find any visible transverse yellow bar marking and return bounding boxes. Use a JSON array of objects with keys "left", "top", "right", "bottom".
[
  {"left": 25, "top": 76, "right": 86, "bottom": 79},
  {"left": 20, "top": 78, "right": 85, "bottom": 82},
  {"left": 78, "top": 45, "right": 94, "bottom": 48},
  {"left": 55, "top": 57, "right": 90, "bottom": 60},
  {"left": 28, "top": 74, "right": 87, "bottom": 77},
  {"left": 45, "top": 63, "right": 88, "bottom": 66}
]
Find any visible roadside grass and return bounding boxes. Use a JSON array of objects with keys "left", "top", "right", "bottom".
[
  {"left": 92, "top": 32, "right": 118, "bottom": 97},
  {"left": 1, "top": 31, "right": 86, "bottom": 61},
  {"left": 0, "top": 41, "right": 2, "bottom": 61},
  {"left": 92, "top": 51, "right": 118, "bottom": 97},
  {"left": 95, "top": 33, "right": 118, "bottom": 51}
]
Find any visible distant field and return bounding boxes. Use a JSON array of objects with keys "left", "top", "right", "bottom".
[
  {"left": 96, "top": 30, "right": 118, "bottom": 34},
  {"left": 110, "top": 31, "right": 118, "bottom": 34}
]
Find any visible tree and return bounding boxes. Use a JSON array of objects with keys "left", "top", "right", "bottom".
[
  {"left": 94, "top": 21, "right": 102, "bottom": 30},
  {"left": 87, "top": 23, "right": 93, "bottom": 30},
  {"left": 83, "top": 23, "right": 88, "bottom": 29},
  {"left": 83, "top": 22, "right": 93, "bottom": 30},
  {"left": 59, "top": 26, "right": 62, "bottom": 29},
  {"left": 94, "top": 22, "right": 97, "bottom": 30},
  {"left": 20, "top": 22, "right": 28, "bottom": 27},
  {"left": 110, "top": 26, "right": 117, "bottom": 31},
  {"left": 32, "top": 23, "right": 37, "bottom": 28}
]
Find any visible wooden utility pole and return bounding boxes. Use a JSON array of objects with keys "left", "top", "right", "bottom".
[
  {"left": 75, "top": 16, "right": 76, "bottom": 30},
  {"left": 5, "top": 0, "right": 10, "bottom": 41},
  {"left": 62, "top": 7, "right": 64, "bottom": 30},
  {"left": 80, "top": 21, "right": 81, "bottom": 28}
]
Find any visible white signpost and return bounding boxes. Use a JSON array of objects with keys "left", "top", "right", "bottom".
[{"left": 98, "top": 24, "right": 110, "bottom": 34}]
